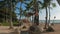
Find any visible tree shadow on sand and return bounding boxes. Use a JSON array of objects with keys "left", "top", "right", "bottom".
[{"left": 0, "top": 33, "right": 9, "bottom": 34}]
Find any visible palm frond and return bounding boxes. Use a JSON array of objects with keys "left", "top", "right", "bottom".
[
  {"left": 38, "top": 1, "right": 42, "bottom": 5},
  {"left": 52, "top": 3, "right": 56, "bottom": 7},
  {"left": 57, "top": 0, "right": 60, "bottom": 5}
]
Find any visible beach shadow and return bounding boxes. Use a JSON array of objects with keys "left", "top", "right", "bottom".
[
  {"left": 0, "top": 33, "right": 9, "bottom": 34},
  {"left": 10, "top": 32, "right": 19, "bottom": 34}
]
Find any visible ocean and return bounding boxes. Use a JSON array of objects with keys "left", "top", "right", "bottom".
[{"left": 39, "top": 20, "right": 60, "bottom": 23}]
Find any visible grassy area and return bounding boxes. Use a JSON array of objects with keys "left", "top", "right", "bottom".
[
  {"left": 2, "top": 22, "right": 9, "bottom": 26},
  {"left": 1, "top": 22, "right": 18, "bottom": 26}
]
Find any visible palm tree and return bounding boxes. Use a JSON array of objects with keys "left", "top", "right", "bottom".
[
  {"left": 48, "top": 1, "right": 56, "bottom": 27},
  {"left": 25, "top": 0, "right": 42, "bottom": 25},
  {"left": 17, "top": 0, "right": 23, "bottom": 27},
  {"left": 15, "top": 0, "right": 31, "bottom": 26},
  {"left": 48, "top": 3, "right": 50, "bottom": 27},
  {"left": 8, "top": 0, "right": 18, "bottom": 29},
  {"left": 33, "top": 0, "right": 38, "bottom": 25},
  {"left": 43, "top": 0, "right": 56, "bottom": 29},
  {"left": 0, "top": 0, "right": 17, "bottom": 27},
  {"left": 19, "top": 0, "right": 31, "bottom": 19},
  {"left": 42, "top": 0, "right": 50, "bottom": 29},
  {"left": 57, "top": 0, "right": 60, "bottom": 5},
  {"left": 8, "top": 0, "right": 14, "bottom": 29}
]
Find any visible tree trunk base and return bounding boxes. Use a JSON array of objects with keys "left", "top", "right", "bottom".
[
  {"left": 46, "top": 26, "right": 54, "bottom": 32},
  {"left": 9, "top": 26, "right": 14, "bottom": 29}
]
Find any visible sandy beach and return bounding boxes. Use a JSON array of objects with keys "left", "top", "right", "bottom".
[
  {"left": 42, "top": 23, "right": 60, "bottom": 34},
  {"left": 0, "top": 23, "right": 60, "bottom": 34}
]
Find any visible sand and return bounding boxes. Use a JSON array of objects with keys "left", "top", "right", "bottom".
[
  {"left": 0, "top": 26, "right": 10, "bottom": 34},
  {"left": 0, "top": 23, "right": 60, "bottom": 34},
  {"left": 42, "top": 23, "right": 60, "bottom": 34}
]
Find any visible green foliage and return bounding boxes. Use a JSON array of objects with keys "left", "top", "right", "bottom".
[
  {"left": 1, "top": 22, "right": 18, "bottom": 26},
  {"left": 52, "top": 3, "right": 56, "bottom": 7},
  {"left": 0, "top": 0, "right": 17, "bottom": 23},
  {"left": 0, "top": 1, "right": 5, "bottom": 8},
  {"left": 2, "top": 22, "right": 9, "bottom": 26},
  {"left": 42, "top": 0, "right": 56, "bottom": 9}
]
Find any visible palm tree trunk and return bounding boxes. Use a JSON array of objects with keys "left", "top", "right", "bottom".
[
  {"left": 44, "top": 7, "right": 48, "bottom": 29},
  {"left": 5, "top": 1, "right": 7, "bottom": 23},
  {"left": 18, "top": 2, "right": 22, "bottom": 27},
  {"left": 34, "top": 0, "right": 39, "bottom": 25},
  {"left": 30, "top": 15, "right": 34, "bottom": 23},
  {"left": 9, "top": 0, "right": 14, "bottom": 29},
  {"left": 48, "top": 3, "right": 50, "bottom": 27},
  {"left": 19, "top": 2, "right": 21, "bottom": 20}
]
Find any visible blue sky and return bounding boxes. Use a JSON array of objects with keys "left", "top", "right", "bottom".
[{"left": 15, "top": 0, "right": 60, "bottom": 20}]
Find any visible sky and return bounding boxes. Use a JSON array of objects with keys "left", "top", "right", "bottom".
[
  {"left": 39, "top": 0, "right": 60, "bottom": 20},
  {"left": 15, "top": 0, "right": 60, "bottom": 20}
]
